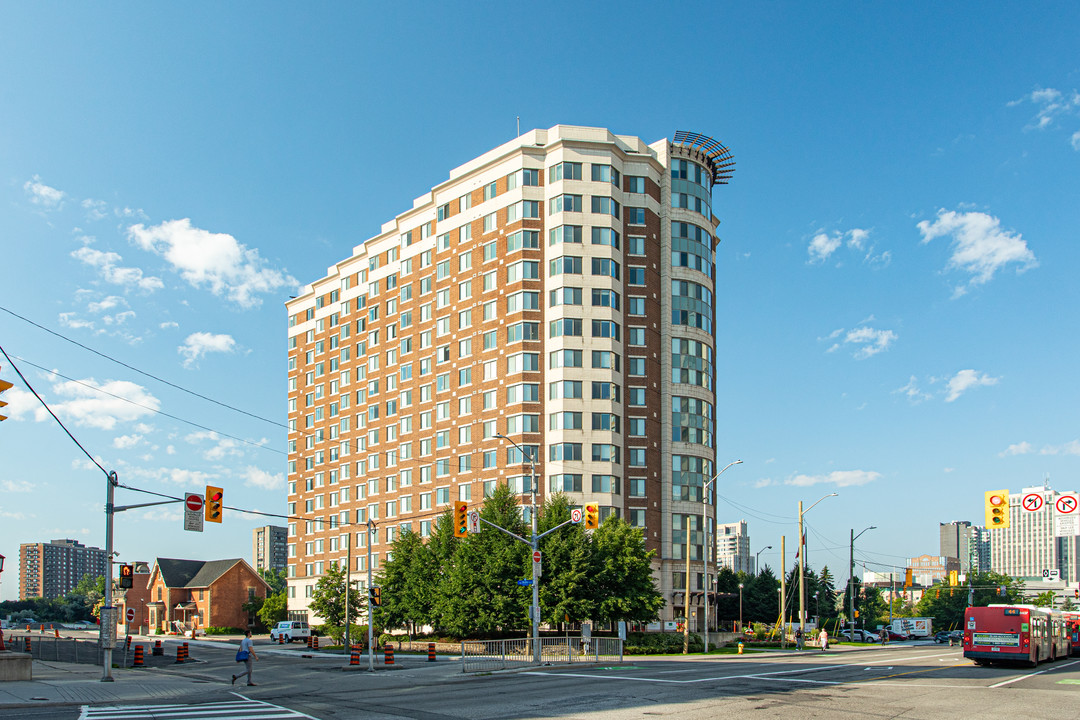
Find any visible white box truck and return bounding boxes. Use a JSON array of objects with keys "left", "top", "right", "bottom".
[{"left": 890, "top": 617, "right": 933, "bottom": 637}]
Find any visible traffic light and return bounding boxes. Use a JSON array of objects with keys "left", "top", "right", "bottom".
[
  {"left": 119, "top": 564, "right": 133, "bottom": 589},
  {"left": 0, "top": 377, "right": 13, "bottom": 422},
  {"left": 904, "top": 568, "right": 913, "bottom": 588},
  {"left": 999, "top": 585, "right": 1007, "bottom": 597},
  {"left": 584, "top": 503, "right": 599, "bottom": 529},
  {"left": 854, "top": 610, "right": 859, "bottom": 619},
  {"left": 205, "top": 486, "right": 223, "bottom": 523},
  {"left": 369, "top": 586, "right": 381, "bottom": 606},
  {"left": 1074, "top": 589, "right": 1078, "bottom": 600},
  {"left": 949, "top": 570, "right": 958, "bottom": 587},
  {"left": 985, "top": 489, "right": 1010, "bottom": 529},
  {"left": 454, "top": 501, "right": 468, "bottom": 537}
]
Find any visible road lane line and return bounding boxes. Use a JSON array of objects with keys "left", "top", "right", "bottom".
[{"left": 988, "top": 660, "right": 1080, "bottom": 688}]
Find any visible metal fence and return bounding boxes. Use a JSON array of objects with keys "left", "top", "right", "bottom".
[
  {"left": 461, "top": 636, "right": 623, "bottom": 673},
  {"left": 2, "top": 635, "right": 172, "bottom": 668}
]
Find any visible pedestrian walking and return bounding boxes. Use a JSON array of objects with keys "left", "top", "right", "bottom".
[
  {"left": 819, "top": 629, "right": 829, "bottom": 652},
  {"left": 232, "top": 630, "right": 259, "bottom": 686},
  {"left": 795, "top": 627, "right": 804, "bottom": 651}
]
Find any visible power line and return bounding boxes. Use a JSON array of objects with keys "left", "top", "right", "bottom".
[
  {"left": 0, "top": 304, "right": 288, "bottom": 431},
  {"left": 0, "top": 346, "right": 109, "bottom": 478},
  {"left": 10, "top": 353, "right": 285, "bottom": 456}
]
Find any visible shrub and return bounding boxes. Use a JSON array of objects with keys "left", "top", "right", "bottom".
[
  {"left": 204, "top": 626, "right": 245, "bottom": 635},
  {"left": 623, "top": 632, "right": 702, "bottom": 655}
]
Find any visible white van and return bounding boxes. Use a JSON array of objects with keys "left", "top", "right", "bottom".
[{"left": 269, "top": 620, "right": 311, "bottom": 643}]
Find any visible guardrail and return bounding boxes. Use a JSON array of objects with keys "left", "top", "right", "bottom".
[{"left": 461, "top": 636, "right": 622, "bottom": 673}]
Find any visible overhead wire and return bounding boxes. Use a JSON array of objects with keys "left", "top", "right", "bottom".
[{"left": 9, "top": 353, "right": 285, "bottom": 456}]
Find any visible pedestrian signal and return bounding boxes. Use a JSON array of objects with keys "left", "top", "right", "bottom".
[
  {"left": 454, "top": 501, "right": 468, "bottom": 537},
  {"left": 369, "top": 586, "right": 381, "bottom": 606},
  {"left": 984, "top": 489, "right": 1010, "bottom": 529},
  {"left": 119, "top": 564, "right": 133, "bottom": 589},
  {"left": 205, "top": 485, "right": 223, "bottom": 523},
  {"left": 584, "top": 503, "right": 599, "bottom": 529},
  {"left": 999, "top": 585, "right": 1007, "bottom": 597}
]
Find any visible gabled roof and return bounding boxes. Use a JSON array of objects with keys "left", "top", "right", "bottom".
[{"left": 152, "top": 558, "right": 266, "bottom": 589}]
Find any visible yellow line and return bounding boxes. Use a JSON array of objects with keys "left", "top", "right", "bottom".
[{"left": 850, "top": 663, "right": 969, "bottom": 683}]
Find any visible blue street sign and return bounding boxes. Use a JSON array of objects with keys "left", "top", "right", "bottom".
[{"left": 517, "top": 579, "right": 533, "bottom": 587}]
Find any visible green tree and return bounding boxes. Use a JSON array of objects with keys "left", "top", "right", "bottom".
[
  {"left": 914, "top": 572, "right": 1024, "bottom": 629},
  {"left": 257, "top": 591, "right": 288, "bottom": 629},
  {"left": 537, "top": 493, "right": 594, "bottom": 624},
  {"left": 377, "top": 527, "right": 438, "bottom": 633},
  {"left": 817, "top": 565, "right": 839, "bottom": 621},
  {"left": 427, "top": 510, "right": 462, "bottom": 635},
  {"left": 438, "top": 484, "right": 529, "bottom": 637},
  {"left": 713, "top": 566, "right": 741, "bottom": 625},
  {"left": 590, "top": 516, "right": 664, "bottom": 624},
  {"left": 308, "top": 562, "right": 361, "bottom": 642},
  {"left": 1032, "top": 590, "right": 1056, "bottom": 607},
  {"left": 1062, "top": 596, "right": 1077, "bottom": 611},
  {"left": 744, "top": 566, "right": 780, "bottom": 624},
  {"left": 259, "top": 568, "right": 287, "bottom": 595}
]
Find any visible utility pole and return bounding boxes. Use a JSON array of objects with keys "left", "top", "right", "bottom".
[
  {"left": 367, "top": 520, "right": 374, "bottom": 672},
  {"left": 102, "top": 471, "right": 117, "bottom": 682},
  {"left": 848, "top": 528, "right": 855, "bottom": 638},
  {"left": 798, "top": 493, "right": 836, "bottom": 640},
  {"left": 684, "top": 513, "right": 692, "bottom": 653},
  {"left": 780, "top": 535, "right": 786, "bottom": 648},
  {"left": 344, "top": 532, "right": 351, "bottom": 654}
]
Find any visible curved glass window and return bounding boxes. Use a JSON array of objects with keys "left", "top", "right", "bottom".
[
  {"left": 671, "top": 396, "right": 714, "bottom": 447},
  {"left": 671, "top": 280, "right": 714, "bottom": 333},
  {"left": 672, "top": 454, "right": 714, "bottom": 502},
  {"left": 671, "top": 222, "right": 714, "bottom": 279},
  {"left": 670, "top": 159, "right": 709, "bottom": 187},
  {"left": 672, "top": 338, "right": 714, "bottom": 389}
]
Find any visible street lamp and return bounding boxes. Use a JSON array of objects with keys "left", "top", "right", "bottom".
[
  {"left": 849, "top": 526, "right": 876, "bottom": 638},
  {"left": 814, "top": 591, "right": 820, "bottom": 626},
  {"left": 700, "top": 460, "right": 742, "bottom": 653},
  {"left": 738, "top": 582, "right": 744, "bottom": 634},
  {"left": 495, "top": 433, "right": 540, "bottom": 663},
  {"left": 798, "top": 493, "right": 837, "bottom": 639},
  {"left": 755, "top": 545, "right": 772, "bottom": 573}
]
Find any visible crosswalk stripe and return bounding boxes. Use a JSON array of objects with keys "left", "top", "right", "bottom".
[{"left": 79, "top": 698, "right": 315, "bottom": 720}]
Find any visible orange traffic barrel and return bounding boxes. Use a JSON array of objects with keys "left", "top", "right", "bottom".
[
  {"left": 306, "top": 635, "right": 312, "bottom": 648},
  {"left": 428, "top": 642, "right": 436, "bottom": 662},
  {"left": 24, "top": 637, "right": 31, "bottom": 653},
  {"left": 350, "top": 648, "right": 360, "bottom": 665},
  {"left": 278, "top": 634, "right": 284, "bottom": 645},
  {"left": 384, "top": 643, "right": 394, "bottom": 665},
  {"left": 133, "top": 644, "right": 145, "bottom": 667},
  {"left": 54, "top": 628, "right": 60, "bottom": 638},
  {"left": 312, "top": 635, "right": 319, "bottom": 650},
  {"left": 153, "top": 640, "right": 163, "bottom": 656}
]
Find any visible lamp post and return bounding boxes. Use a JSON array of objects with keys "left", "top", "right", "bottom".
[
  {"left": 814, "top": 591, "right": 820, "bottom": 626},
  {"left": 754, "top": 545, "right": 772, "bottom": 574},
  {"left": 849, "top": 526, "right": 876, "bottom": 638},
  {"left": 738, "top": 582, "right": 744, "bottom": 634},
  {"left": 495, "top": 433, "right": 540, "bottom": 663},
  {"left": 701, "top": 460, "right": 742, "bottom": 653},
  {"left": 798, "top": 493, "right": 837, "bottom": 640}
]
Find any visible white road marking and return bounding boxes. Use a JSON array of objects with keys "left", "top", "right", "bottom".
[
  {"left": 988, "top": 659, "right": 1080, "bottom": 688},
  {"left": 79, "top": 698, "right": 318, "bottom": 720}
]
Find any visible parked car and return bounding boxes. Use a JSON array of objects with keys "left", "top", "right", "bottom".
[
  {"left": 934, "top": 630, "right": 962, "bottom": 644},
  {"left": 840, "top": 629, "right": 878, "bottom": 642},
  {"left": 269, "top": 620, "right": 311, "bottom": 643}
]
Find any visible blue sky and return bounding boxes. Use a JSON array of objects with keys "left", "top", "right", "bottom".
[{"left": 1, "top": 2, "right": 1078, "bottom": 599}]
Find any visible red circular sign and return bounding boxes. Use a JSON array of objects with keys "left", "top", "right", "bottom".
[
  {"left": 1022, "top": 494, "right": 1043, "bottom": 511},
  {"left": 185, "top": 494, "right": 203, "bottom": 512},
  {"left": 126, "top": 608, "right": 135, "bottom": 622},
  {"left": 1057, "top": 496, "right": 1077, "bottom": 514},
  {"left": 533, "top": 550, "right": 542, "bottom": 563}
]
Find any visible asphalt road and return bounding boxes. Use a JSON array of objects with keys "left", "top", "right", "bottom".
[{"left": 5, "top": 641, "right": 1080, "bottom": 719}]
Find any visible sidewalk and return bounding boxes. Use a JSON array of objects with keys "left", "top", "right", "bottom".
[{"left": 0, "top": 659, "right": 221, "bottom": 709}]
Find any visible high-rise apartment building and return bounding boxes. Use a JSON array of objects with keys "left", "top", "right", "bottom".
[
  {"left": 285, "top": 126, "right": 734, "bottom": 626},
  {"left": 716, "top": 520, "right": 753, "bottom": 574},
  {"left": 989, "top": 485, "right": 1080, "bottom": 583},
  {"left": 252, "top": 525, "right": 288, "bottom": 573},
  {"left": 19, "top": 538, "right": 107, "bottom": 600}
]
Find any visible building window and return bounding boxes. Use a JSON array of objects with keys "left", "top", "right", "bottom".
[
  {"left": 549, "top": 225, "right": 582, "bottom": 245},
  {"left": 549, "top": 162, "right": 582, "bottom": 182},
  {"left": 549, "top": 194, "right": 583, "bottom": 214}
]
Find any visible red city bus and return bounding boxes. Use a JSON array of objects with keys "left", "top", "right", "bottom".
[
  {"left": 963, "top": 605, "right": 1070, "bottom": 666},
  {"left": 1063, "top": 611, "right": 1080, "bottom": 656}
]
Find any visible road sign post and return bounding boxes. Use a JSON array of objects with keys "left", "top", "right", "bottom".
[{"left": 184, "top": 493, "right": 204, "bottom": 532}]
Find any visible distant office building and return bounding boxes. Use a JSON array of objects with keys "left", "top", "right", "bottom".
[
  {"left": 989, "top": 485, "right": 1080, "bottom": 583},
  {"left": 940, "top": 521, "right": 973, "bottom": 571},
  {"left": 716, "top": 521, "right": 752, "bottom": 574},
  {"left": 971, "top": 526, "right": 991, "bottom": 574},
  {"left": 906, "top": 554, "right": 960, "bottom": 587},
  {"left": 19, "top": 538, "right": 107, "bottom": 600},
  {"left": 252, "top": 525, "right": 288, "bottom": 573}
]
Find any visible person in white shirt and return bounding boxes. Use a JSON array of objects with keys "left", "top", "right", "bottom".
[{"left": 232, "top": 630, "right": 259, "bottom": 686}]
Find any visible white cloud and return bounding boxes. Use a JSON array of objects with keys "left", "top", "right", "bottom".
[
  {"left": 1009, "top": 87, "right": 1080, "bottom": 140},
  {"left": 241, "top": 466, "right": 284, "bottom": 490},
  {"left": 944, "top": 369, "right": 1000, "bottom": 402},
  {"left": 58, "top": 312, "right": 96, "bottom": 331},
  {"left": 87, "top": 296, "right": 127, "bottom": 313},
  {"left": 1, "top": 479, "right": 35, "bottom": 493},
  {"left": 808, "top": 232, "right": 842, "bottom": 263},
  {"left": 786, "top": 470, "right": 881, "bottom": 487},
  {"left": 113, "top": 434, "right": 143, "bottom": 449},
  {"left": 4, "top": 377, "right": 160, "bottom": 430},
  {"left": 1038, "top": 440, "right": 1080, "bottom": 456},
  {"left": 24, "top": 175, "right": 65, "bottom": 209},
  {"left": 71, "top": 246, "right": 164, "bottom": 292},
  {"left": 894, "top": 376, "right": 933, "bottom": 403},
  {"left": 82, "top": 198, "right": 108, "bottom": 221},
  {"left": 141, "top": 508, "right": 183, "bottom": 522},
  {"left": 127, "top": 219, "right": 298, "bottom": 308},
  {"left": 918, "top": 209, "right": 1037, "bottom": 297},
  {"left": 843, "top": 325, "right": 897, "bottom": 359},
  {"left": 1000, "top": 441, "right": 1033, "bottom": 457},
  {"left": 160, "top": 321, "right": 179, "bottom": 330},
  {"left": 178, "top": 332, "right": 237, "bottom": 368},
  {"left": 1072, "top": 130, "right": 1080, "bottom": 151}
]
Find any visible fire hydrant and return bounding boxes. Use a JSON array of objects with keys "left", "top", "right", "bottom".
[{"left": 738, "top": 641, "right": 744, "bottom": 655}]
